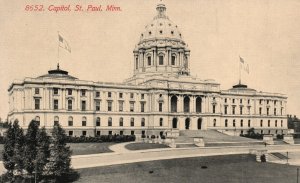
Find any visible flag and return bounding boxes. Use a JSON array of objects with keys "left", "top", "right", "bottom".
[
  {"left": 58, "top": 34, "right": 71, "bottom": 53},
  {"left": 240, "top": 56, "right": 249, "bottom": 74}
]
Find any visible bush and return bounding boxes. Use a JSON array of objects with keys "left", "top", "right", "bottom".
[
  {"left": 65, "top": 135, "right": 136, "bottom": 143},
  {"left": 151, "top": 135, "right": 156, "bottom": 139},
  {"left": 141, "top": 134, "right": 146, "bottom": 138},
  {"left": 161, "top": 135, "right": 166, "bottom": 139},
  {"left": 276, "top": 134, "right": 284, "bottom": 139}
]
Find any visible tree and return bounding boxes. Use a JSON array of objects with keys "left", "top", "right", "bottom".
[
  {"left": 43, "top": 123, "right": 72, "bottom": 181},
  {"left": 36, "top": 127, "right": 50, "bottom": 180},
  {"left": 24, "top": 120, "right": 39, "bottom": 176},
  {"left": 2, "top": 121, "right": 15, "bottom": 179},
  {"left": 13, "top": 120, "right": 25, "bottom": 176}
]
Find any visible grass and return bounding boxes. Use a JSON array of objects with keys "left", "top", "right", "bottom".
[
  {"left": 75, "top": 154, "right": 300, "bottom": 183},
  {"left": 125, "top": 143, "right": 169, "bottom": 151},
  {"left": 0, "top": 142, "right": 114, "bottom": 160}
]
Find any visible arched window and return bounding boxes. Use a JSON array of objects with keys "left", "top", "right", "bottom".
[
  {"left": 54, "top": 116, "right": 59, "bottom": 126},
  {"left": 275, "top": 120, "right": 277, "bottom": 127},
  {"left": 196, "top": 97, "right": 202, "bottom": 113},
  {"left": 248, "top": 120, "right": 251, "bottom": 127},
  {"left": 268, "top": 120, "right": 270, "bottom": 127},
  {"left": 240, "top": 120, "right": 243, "bottom": 127},
  {"left": 183, "top": 96, "right": 190, "bottom": 113},
  {"left": 108, "top": 117, "right": 112, "bottom": 126},
  {"left": 213, "top": 119, "right": 216, "bottom": 127},
  {"left": 197, "top": 118, "right": 202, "bottom": 129},
  {"left": 233, "top": 119, "right": 236, "bottom": 127},
  {"left": 141, "top": 118, "right": 145, "bottom": 127},
  {"left": 260, "top": 120, "right": 263, "bottom": 127},
  {"left": 159, "top": 55, "right": 164, "bottom": 65},
  {"left": 119, "top": 117, "right": 123, "bottom": 126},
  {"left": 171, "top": 95, "right": 177, "bottom": 112},
  {"left": 225, "top": 119, "right": 228, "bottom": 127},
  {"left": 68, "top": 116, "right": 73, "bottom": 126},
  {"left": 35, "top": 116, "right": 40, "bottom": 126},
  {"left": 82, "top": 116, "right": 87, "bottom": 126},
  {"left": 171, "top": 55, "right": 176, "bottom": 65},
  {"left": 130, "top": 118, "right": 134, "bottom": 126},
  {"left": 96, "top": 117, "right": 100, "bottom": 126},
  {"left": 147, "top": 56, "right": 151, "bottom": 66}
]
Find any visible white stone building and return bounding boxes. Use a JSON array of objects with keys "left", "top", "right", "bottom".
[{"left": 7, "top": 3, "right": 288, "bottom": 137}]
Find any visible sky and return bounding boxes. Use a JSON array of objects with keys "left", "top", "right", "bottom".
[{"left": 0, "top": 0, "right": 300, "bottom": 120}]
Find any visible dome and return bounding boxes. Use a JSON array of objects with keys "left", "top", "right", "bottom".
[
  {"left": 38, "top": 64, "right": 77, "bottom": 80},
  {"left": 138, "top": 3, "right": 187, "bottom": 48}
]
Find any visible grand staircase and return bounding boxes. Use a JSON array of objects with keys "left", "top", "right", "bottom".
[{"left": 174, "top": 130, "right": 263, "bottom": 147}]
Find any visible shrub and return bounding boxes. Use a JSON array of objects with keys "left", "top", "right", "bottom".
[
  {"left": 161, "top": 135, "right": 166, "bottom": 139},
  {"left": 141, "top": 134, "right": 146, "bottom": 138},
  {"left": 151, "top": 135, "right": 156, "bottom": 139},
  {"left": 65, "top": 135, "right": 136, "bottom": 143}
]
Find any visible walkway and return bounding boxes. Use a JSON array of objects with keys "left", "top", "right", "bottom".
[{"left": 108, "top": 142, "right": 133, "bottom": 153}]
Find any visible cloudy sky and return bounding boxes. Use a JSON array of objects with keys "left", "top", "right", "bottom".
[{"left": 0, "top": 0, "right": 300, "bottom": 119}]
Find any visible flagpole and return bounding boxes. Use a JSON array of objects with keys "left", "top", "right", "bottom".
[
  {"left": 57, "top": 31, "right": 60, "bottom": 69},
  {"left": 239, "top": 57, "right": 241, "bottom": 85}
]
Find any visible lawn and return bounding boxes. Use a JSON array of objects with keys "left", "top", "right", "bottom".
[
  {"left": 0, "top": 142, "right": 114, "bottom": 160},
  {"left": 125, "top": 143, "right": 169, "bottom": 151},
  {"left": 75, "top": 154, "right": 300, "bottom": 183}
]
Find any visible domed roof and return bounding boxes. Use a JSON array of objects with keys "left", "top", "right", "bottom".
[
  {"left": 38, "top": 64, "right": 77, "bottom": 80},
  {"left": 138, "top": 3, "right": 185, "bottom": 45}
]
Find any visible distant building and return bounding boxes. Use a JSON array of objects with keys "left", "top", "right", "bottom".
[{"left": 7, "top": 3, "right": 288, "bottom": 137}]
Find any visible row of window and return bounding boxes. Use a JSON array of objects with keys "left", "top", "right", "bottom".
[
  {"left": 224, "top": 98, "right": 283, "bottom": 106},
  {"left": 223, "top": 106, "right": 283, "bottom": 116},
  {"left": 69, "top": 130, "right": 137, "bottom": 137},
  {"left": 136, "top": 55, "right": 177, "bottom": 69},
  {"left": 222, "top": 119, "right": 284, "bottom": 128}
]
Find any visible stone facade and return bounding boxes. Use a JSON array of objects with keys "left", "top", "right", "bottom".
[{"left": 7, "top": 3, "right": 288, "bottom": 137}]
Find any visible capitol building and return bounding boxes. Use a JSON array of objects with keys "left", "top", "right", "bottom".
[{"left": 7, "top": 3, "right": 288, "bottom": 137}]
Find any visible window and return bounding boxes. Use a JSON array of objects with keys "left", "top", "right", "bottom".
[
  {"left": 109, "top": 131, "right": 112, "bottom": 135},
  {"left": 67, "top": 89, "right": 72, "bottom": 95},
  {"left": 267, "top": 108, "right": 269, "bottom": 115},
  {"left": 136, "top": 58, "right": 138, "bottom": 69},
  {"left": 35, "top": 88, "right": 39, "bottom": 95},
  {"left": 212, "top": 105, "right": 216, "bottom": 113},
  {"left": 108, "top": 117, "right": 112, "bottom": 126},
  {"left": 159, "top": 103, "right": 163, "bottom": 112},
  {"left": 81, "top": 89, "right": 86, "bottom": 96},
  {"left": 233, "top": 120, "right": 236, "bottom": 127},
  {"left": 159, "top": 118, "right": 163, "bottom": 127},
  {"left": 224, "top": 106, "right": 227, "bottom": 115},
  {"left": 96, "top": 131, "right": 101, "bottom": 136},
  {"left": 275, "top": 120, "right": 277, "bottom": 127},
  {"left": 119, "top": 93, "right": 123, "bottom": 98},
  {"left": 95, "top": 101, "right": 100, "bottom": 111},
  {"left": 259, "top": 99, "right": 262, "bottom": 104},
  {"left": 53, "top": 99, "right": 58, "bottom": 110},
  {"left": 171, "top": 55, "right": 176, "bottom": 65},
  {"left": 274, "top": 108, "right": 276, "bottom": 115},
  {"left": 224, "top": 98, "right": 227, "bottom": 103},
  {"left": 68, "top": 100, "right": 72, "bottom": 111},
  {"left": 159, "top": 55, "right": 164, "bottom": 65},
  {"left": 259, "top": 107, "right": 262, "bottom": 115},
  {"left": 130, "top": 118, "right": 134, "bottom": 127},
  {"left": 68, "top": 116, "right": 73, "bottom": 126},
  {"left": 119, "top": 101, "right": 123, "bottom": 112},
  {"left": 81, "top": 100, "right": 86, "bottom": 111},
  {"left": 108, "top": 101, "right": 112, "bottom": 111},
  {"left": 141, "top": 102, "right": 145, "bottom": 112},
  {"left": 131, "top": 131, "right": 135, "bottom": 135},
  {"left": 120, "top": 131, "right": 124, "bottom": 135},
  {"left": 96, "top": 91, "right": 100, "bottom": 98},
  {"left": 82, "top": 117, "right": 87, "bottom": 126},
  {"left": 268, "top": 120, "right": 270, "bottom": 127},
  {"left": 240, "top": 99, "right": 242, "bottom": 104},
  {"left": 54, "top": 116, "right": 59, "bottom": 126},
  {"left": 108, "top": 92, "right": 112, "bottom": 98},
  {"left": 240, "top": 120, "right": 243, "bottom": 127},
  {"left": 240, "top": 106, "right": 243, "bottom": 115},
  {"left": 232, "top": 106, "right": 235, "bottom": 115},
  {"left": 69, "top": 131, "right": 73, "bottom": 136},
  {"left": 130, "top": 93, "right": 134, "bottom": 98},
  {"left": 53, "top": 88, "right": 59, "bottom": 95},
  {"left": 82, "top": 131, "right": 87, "bottom": 136},
  {"left": 260, "top": 120, "right": 263, "bottom": 127},
  {"left": 141, "top": 94, "right": 144, "bottom": 99},
  {"left": 261, "top": 130, "right": 263, "bottom": 134},
  {"left": 119, "top": 118, "right": 123, "bottom": 126},
  {"left": 35, "top": 99, "right": 40, "bottom": 110},
  {"left": 225, "top": 119, "right": 228, "bottom": 127},
  {"left": 248, "top": 120, "right": 251, "bottom": 127},
  {"left": 281, "top": 108, "right": 283, "bottom": 115},
  {"left": 232, "top": 99, "right": 235, "bottom": 103},
  {"left": 141, "top": 118, "right": 145, "bottom": 127},
  {"left": 213, "top": 119, "right": 216, "bottom": 127},
  {"left": 267, "top": 100, "right": 269, "bottom": 104},
  {"left": 130, "top": 102, "right": 134, "bottom": 112},
  {"left": 148, "top": 56, "right": 151, "bottom": 66},
  {"left": 281, "top": 120, "right": 283, "bottom": 127},
  {"left": 96, "top": 117, "right": 100, "bottom": 126},
  {"left": 247, "top": 99, "right": 250, "bottom": 104}
]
